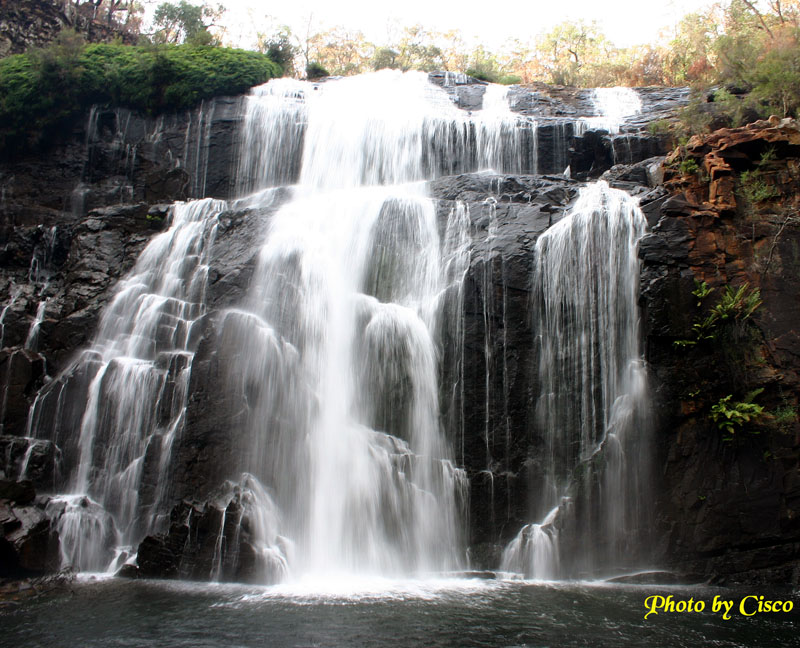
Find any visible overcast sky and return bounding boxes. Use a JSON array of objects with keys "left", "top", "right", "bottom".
[{"left": 198, "top": 0, "right": 716, "bottom": 51}]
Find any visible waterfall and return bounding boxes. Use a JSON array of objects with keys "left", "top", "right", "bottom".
[
  {"left": 21, "top": 71, "right": 539, "bottom": 578},
  {"left": 235, "top": 79, "right": 308, "bottom": 193},
  {"left": 581, "top": 87, "right": 642, "bottom": 135},
  {"left": 237, "top": 71, "right": 537, "bottom": 194},
  {"left": 500, "top": 506, "right": 560, "bottom": 580},
  {"left": 19, "top": 70, "right": 657, "bottom": 583},
  {"left": 25, "top": 198, "right": 222, "bottom": 571},
  {"left": 501, "top": 181, "right": 651, "bottom": 579},
  {"left": 24, "top": 299, "right": 48, "bottom": 351},
  {"left": 216, "top": 71, "right": 498, "bottom": 578},
  {"left": 0, "top": 286, "right": 20, "bottom": 350}
]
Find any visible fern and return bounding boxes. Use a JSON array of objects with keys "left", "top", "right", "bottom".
[{"left": 710, "top": 389, "right": 765, "bottom": 439}]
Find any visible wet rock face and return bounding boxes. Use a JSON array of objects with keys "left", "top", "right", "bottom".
[
  {"left": 1, "top": 96, "right": 243, "bottom": 229},
  {"left": 0, "top": 480, "right": 59, "bottom": 577},
  {"left": 132, "top": 482, "right": 287, "bottom": 584},
  {"left": 0, "top": 96, "right": 243, "bottom": 447},
  {"left": 0, "top": 204, "right": 163, "bottom": 443},
  {"left": 430, "top": 173, "right": 575, "bottom": 558},
  {"left": 641, "top": 121, "right": 800, "bottom": 585},
  {"left": 431, "top": 170, "right": 672, "bottom": 569},
  {"left": 429, "top": 74, "right": 686, "bottom": 178}
]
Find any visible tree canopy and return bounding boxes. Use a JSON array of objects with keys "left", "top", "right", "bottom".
[
  {"left": 6, "top": 0, "right": 800, "bottom": 133},
  {"left": 151, "top": 1, "right": 224, "bottom": 46}
]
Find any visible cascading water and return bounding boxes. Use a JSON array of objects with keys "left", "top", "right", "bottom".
[
  {"left": 0, "top": 287, "right": 20, "bottom": 350},
  {"left": 24, "top": 299, "right": 47, "bottom": 351},
  {"left": 501, "top": 181, "right": 650, "bottom": 579},
  {"left": 213, "top": 70, "right": 536, "bottom": 578},
  {"left": 25, "top": 198, "right": 222, "bottom": 571},
  {"left": 18, "top": 70, "right": 657, "bottom": 584},
  {"left": 581, "top": 87, "right": 642, "bottom": 135},
  {"left": 21, "top": 71, "right": 543, "bottom": 579}
]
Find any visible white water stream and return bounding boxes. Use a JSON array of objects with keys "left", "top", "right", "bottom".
[{"left": 501, "top": 181, "right": 650, "bottom": 579}]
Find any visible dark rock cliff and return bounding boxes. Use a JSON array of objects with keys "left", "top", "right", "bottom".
[
  {"left": 0, "top": 96, "right": 243, "bottom": 437},
  {"left": 639, "top": 118, "right": 800, "bottom": 584},
  {"left": 0, "top": 95, "right": 246, "bottom": 573}
]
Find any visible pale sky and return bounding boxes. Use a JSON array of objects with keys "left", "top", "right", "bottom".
[{"left": 204, "top": 0, "right": 716, "bottom": 51}]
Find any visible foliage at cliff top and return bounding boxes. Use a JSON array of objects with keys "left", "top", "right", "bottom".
[
  {"left": 0, "top": 32, "right": 280, "bottom": 157},
  {"left": 647, "top": 0, "right": 800, "bottom": 135}
]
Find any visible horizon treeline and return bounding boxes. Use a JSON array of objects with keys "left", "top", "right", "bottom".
[
  {"left": 23, "top": 1, "right": 800, "bottom": 88},
  {"left": 3, "top": 0, "right": 800, "bottom": 145}
]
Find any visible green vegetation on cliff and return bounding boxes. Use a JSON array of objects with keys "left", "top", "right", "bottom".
[
  {"left": 666, "top": 1, "right": 800, "bottom": 134},
  {"left": 0, "top": 32, "right": 280, "bottom": 157},
  {"left": 675, "top": 279, "right": 770, "bottom": 439}
]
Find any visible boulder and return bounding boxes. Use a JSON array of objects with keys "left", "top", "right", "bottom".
[{"left": 0, "top": 482, "right": 60, "bottom": 577}]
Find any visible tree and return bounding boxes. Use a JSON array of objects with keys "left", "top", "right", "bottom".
[
  {"left": 714, "top": 0, "right": 771, "bottom": 86},
  {"left": 662, "top": 9, "right": 721, "bottom": 85},
  {"left": 752, "top": 35, "right": 800, "bottom": 115},
  {"left": 372, "top": 47, "right": 399, "bottom": 71},
  {"left": 393, "top": 25, "right": 444, "bottom": 71},
  {"left": 466, "top": 45, "right": 502, "bottom": 82},
  {"left": 64, "top": 0, "right": 144, "bottom": 38},
  {"left": 151, "top": 1, "right": 224, "bottom": 45},
  {"left": 538, "top": 21, "right": 608, "bottom": 85},
  {"left": 437, "top": 30, "right": 471, "bottom": 73},
  {"left": 100, "top": 0, "right": 139, "bottom": 28},
  {"left": 620, "top": 46, "right": 667, "bottom": 86},
  {"left": 307, "top": 26, "right": 372, "bottom": 76},
  {"left": 293, "top": 13, "right": 317, "bottom": 72},
  {"left": 257, "top": 25, "right": 298, "bottom": 76}
]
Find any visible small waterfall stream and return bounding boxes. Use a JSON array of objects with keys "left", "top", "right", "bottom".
[
  {"left": 581, "top": 87, "right": 643, "bottom": 135},
  {"left": 26, "top": 198, "right": 222, "bottom": 571},
  {"left": 18, "top": 72, "right": 653, "bottom": 583},
  {"left": 501, "top": 181, "right": 650, "bottom": 579}
]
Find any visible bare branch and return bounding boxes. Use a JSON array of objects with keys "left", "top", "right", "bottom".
[{"left": 742, "top": 0, "right": 775, "bottom": 38}]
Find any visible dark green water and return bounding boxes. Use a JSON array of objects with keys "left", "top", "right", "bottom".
[{"left": 1, "top": 578, "right": 798, "bottom": 647}]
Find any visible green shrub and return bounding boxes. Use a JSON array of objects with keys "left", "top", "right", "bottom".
[
  {"left": 738, "top": 148, "right": 780, "bottom": 205},
  {"left": 258, "top": 30, "right": 296, "bottom": 77},
  {"left": 740, "top": 170, "right": 779, "bottom": 203},
  {"left": 647, "top": 119, "right": 672, "bottom": 136},
  {"left": 466, "top": 67, "right": 498, "bottom": 83},
  {"left": 772, "top": 405, "right": 798, "bottom": 426},
  {"left": 692, "top": 279, "right": 714, "bottom": 305},
  {"left": 306, "top": 62, "right": 329, "bottom": 80},
  {"left": 498, "top": 74, "right": 522, "bottom": 85},
  {"left": 0, "top": 36, "right": 280, "bottom": 157},
  {"left": 710, "top": 283, "right": 763, "bottom": 323},
  {"left": 677, "top": 95, "right": 714, "bottom": 135},
  {"left": 751, "top": 43, "right": 800, "bottom": 118},
  {"left": 678, "top": 157, "right": 700, "bottom": 175}
]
